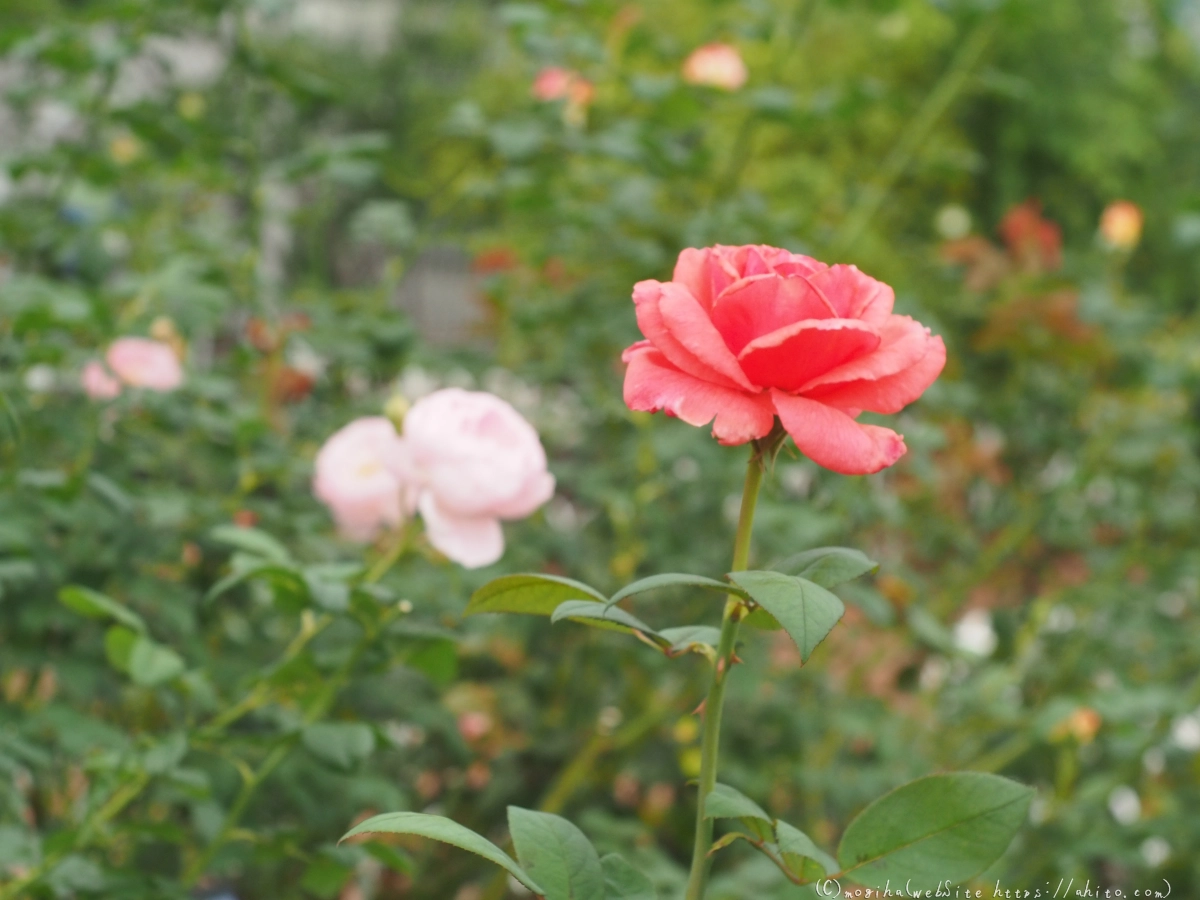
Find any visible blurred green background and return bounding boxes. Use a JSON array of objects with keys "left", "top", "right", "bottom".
[{"left": 3, "top": 0, "right": 1200, "bottom": 897}]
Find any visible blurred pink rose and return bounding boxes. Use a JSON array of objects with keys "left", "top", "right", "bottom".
[
  {"left": 682, "top": 43, "right": 748, "bottom": 91},
  {"left": 313, "top": 417, "right": 415, "bottom": 543},
  {"left": 106, "top": 338, "right": 183, "bottom": 392},
  {"left": 532, "top": 66, "right": 574, "bottom": 101},
  {"left": 402, "top": 388, "right": 554, "bottom": 569},
  {"left": 80, "top": 361, "right": 121, "bottom": 400}
]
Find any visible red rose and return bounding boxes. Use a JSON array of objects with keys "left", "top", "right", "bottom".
[{"left": 622, "top": 244, "right": 945, "bottom": 475}]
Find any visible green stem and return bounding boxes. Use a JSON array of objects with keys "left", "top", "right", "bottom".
[{"left": 684, "top": 453, "right": 764, "bottom": 900}]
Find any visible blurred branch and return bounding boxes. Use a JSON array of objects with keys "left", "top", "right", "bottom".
[{"left": 829, "top": 15, "right": 999, "bottom": 257}]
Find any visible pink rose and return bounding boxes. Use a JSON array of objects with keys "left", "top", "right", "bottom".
[
  {"left": 105, "top": 338, "right": 183, "bottom": 392},
  {"left": 313, "top": 417, "right": 415, "bottom": 543},
  {"left": 80, "top": 360, "right": 121, "bottom": 400},
  {"left": 532, "top": 66, "right": 574, "bottom": 101},
  {"left": 621, "top": 245, "right": 946, "bottom": 475},
  {"left": 681, "top": 43, "right": 748, "bottom": 91},
  {"left": 402, "top": 388, "right": 554, "bottom": 569}
]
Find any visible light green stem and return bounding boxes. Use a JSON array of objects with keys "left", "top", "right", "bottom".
[{"left": 685, "top": 453, "right": 764, "bottom": 900}]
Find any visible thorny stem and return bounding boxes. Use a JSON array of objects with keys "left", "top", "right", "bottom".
[{"left": 684, "top": 450, "right": 765, "bottom": 900}]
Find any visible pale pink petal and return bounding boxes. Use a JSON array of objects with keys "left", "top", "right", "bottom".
[
  {"left": 738, "top": 319, "right": 880, "bottom": 392},
  {"left": 106, "top": 338, "right": 183, "bottom": 392},
  {"left": 419, "top": 494, "right": 504, "bottom": 569},
  {"left": 623, "top": 345, "right": 774, "bottom": 445},
  {"left": 709, "top": 275, "right": 836, "bottom": 354},
  {"left": 804, "top": 335, "right": 946, "bottom": 414},
  {"left": 489, "top": 470, "right": 556, "bottom": 520},
  {"left": 798, "top": 315, "right": 932, "bottom": 392},
  {"left": 80, "top": 361, "right": 121, "bottom": 400},
  {"left": 772, "top": 391, "right": 906, "bottom": 475},
  {"left": 658, "top": 282, "right": 755, "bottom": 391}
]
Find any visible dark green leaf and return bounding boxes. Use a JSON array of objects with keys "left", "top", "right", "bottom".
[
  {"left": 608, "top": 573, "right": 744, "bottom": 606},
  {"left": 340, "top": 812, "right": 542, "bottom": 895},
  {"left": 772, "top": 547, "right": 878, "bottom": 588},
  {"left": 837, "top": 772, "right": 1034, "bottom": 890},
  {"left": 59, "top": 586, "right": 146, "bottom": 633},
  {"left": 302, "top": 722, "right": 376, "bottom": 771},
  {"left": 600, "top": 853, "right": 656, "bottom": 900},
  {"left": 466, "top": 573, "right": 606, "bottom": 617},
  {"left": 508, "top": 806, "right": 606, "bottom": 900},
  {"left": 728, "top": 571, "right": 845, "bottom": 663}
]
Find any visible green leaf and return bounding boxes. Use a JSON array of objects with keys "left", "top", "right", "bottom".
[
  {"left": 550, "top": 600, "right": 659, "bottom": 636},
  {"left": 658, "top": 625, "right": 722, "bottom": 657},
  {"left": 742, "top": 607, "right": 782, "bottom": 631},
  {"left": 836, "top": 772, "right": 1034, "bottom": 891},
  {"left": 775, "top": 821, "right": 838, "bottom": 881},
  {"left": 128, "top": 638, "right": 185, "bottom": 687},
  {"left": 608, "top": 573, "right": 744, "bottom": 606},
  {"left": 59, "top": 586, "right": 146, "bottom": 633},
  {"left": 466, "top": 573, "right": 606, "bottom": 617},
  {"left": 204, "top": 564, "right": 309, "bottom": 607},
  {"left": 772, "top": 547, "right": 878, "bottom": 588},
  {"left": 210, "top": 525, "right": 292, "bottom": 563},
  {"left": 600, "top": 853, "right": 656, "bottom": 900},
  {"left": 508, "top": 806, "right": 606, "bottom": 900},
  {"left": 728, "top": 571, "right": 845, "bottom": 663},
  {"left": 340, "top": 812, "right": 542, "bottom": 895},
  {"left": 104, "top": 626, "right": 138, "bottom": 673},
  {"left": 302, "top": 722, "right": 376, "bottom": 771},
  {"left": 704, "top": 783, "right": 771, "bottom": 826}
]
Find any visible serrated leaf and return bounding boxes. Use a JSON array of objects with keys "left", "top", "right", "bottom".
[
  {"left": 128, "top": 638, "right": 185, "bottom": 687},
  {"left": 59, "top": 586, "right": 146, "bottom": 633},
  {"left": 608, "top": 573, "right": 745, "bottom": 606},
  {"left": 742, "top": 607, "right": 782, "bottom": 631},
  {"left": 704, "top": 784, "right": 771, "bottom": 824},
  {"left": 550, "top": 600, "right": 659, "bottom": 637},
  {"left": 600, "top": 853, "right": 656, "bottom": 899},
  {"left": 729, "top": 571, "right": 844, "bottom": 663},
  {"left": 772, "top": 547, "right": 878, "bottom": 588},
  {"left": 509, "top": 807, "right": 605, "bottom": 900},
  {"left": 466, "top": 573, "right": 606, "bottom": 617},
  {"left": 210, "top": 525, "right": 292, "bottom": 563},
  {"left": 302, "top": 722, "right": 376, "bottom": 770},
  {"left": 837, "top": 772, "right": 1034, "bottom": 891},
  {"left": 775, "top": 821, "right": 837, "bottom": 881},
  {"left": 340, "top": 812, "right": 542, "bottom": 894}
]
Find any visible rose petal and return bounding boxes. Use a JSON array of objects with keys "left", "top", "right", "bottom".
[
  {"left": 804, "top": 334, "right": 946, "bottom": 414},
  {"left": 771, "top": 391, "right": 907, "bottom": 475},
  {"left": 659, "top": 282, "right": 756, "bottom": 391},
  {"left": 738, "top": 319, "right": 880, "bottom": 392},
  {"left": 489, "top": 470, "right": 556, "bottom": 520},
  {"left": 419, "top": 494, "right": 505, "bottom": 569},
  {"left": 806, "top": 265, "right": 894, "bottom": 326},
  {"left": 798, "top": 315, "right": 932, "bottom": 392},
  {"left": 710, "top": 275, "right": 837, "bottom": 354},
  {"left": 623, "top": 345, "right": 775, "bottom": 445},
  {"left": 672, "top": 248, "right": 714, "bottom": 310},
  {"left": 634, "top": 280, "right": 747, "bottom": 391}
]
